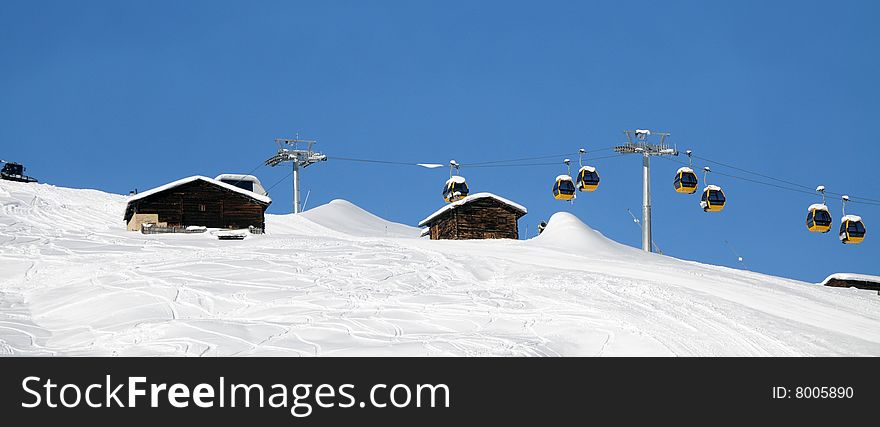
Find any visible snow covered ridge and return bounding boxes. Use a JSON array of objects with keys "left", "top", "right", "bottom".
[{"left": 2, "top": 179, "right": 880, "bottom": 356}]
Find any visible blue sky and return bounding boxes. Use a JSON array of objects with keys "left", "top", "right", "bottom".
[{"left": 2, "top": 1, "right": 878, "bottom": 282}]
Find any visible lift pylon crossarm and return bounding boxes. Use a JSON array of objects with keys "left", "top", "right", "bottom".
[{"left": 264, "top": 136, "right": 327, "bottom": 214}]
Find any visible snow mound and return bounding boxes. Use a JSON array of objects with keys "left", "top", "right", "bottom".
[
  {"left": 528, "top": 212, "right": 644, "bottom": 257},
  {"left": 300, "top": 199, "right": 421, "bottom": 238}
]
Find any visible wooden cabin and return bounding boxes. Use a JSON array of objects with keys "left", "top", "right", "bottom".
[
  {"left": 124, "top": 176, "right": 272, "bottom": 231},
  {"left": 419, "top": 192, "right": 527, "bottom": 240},
  {"left": 820, "top": 273, "right": 880, "bottom": 291}
]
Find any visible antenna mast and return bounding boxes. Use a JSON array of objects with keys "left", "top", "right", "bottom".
[
  {"left": 265, "top": 135, "right": 327, "bottom": 214},
  {"left": 615, "top": 129, "right": 678, "bottom": 252}
]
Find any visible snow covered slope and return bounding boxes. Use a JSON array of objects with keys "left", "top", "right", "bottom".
[{"left": 1, "top": 179, "right": 879, "bottom": 356}]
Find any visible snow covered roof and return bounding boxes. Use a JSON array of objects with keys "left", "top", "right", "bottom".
[
  {"left": 214, "top": 173, "right": 261, "bottom": 183},
  {"left": 676, "top": 167, "right": 694, "bottom": 174},
  {"left": 704, "top": 184, "right": 722, "bottom": 191},
  {"left": 419, "top": 192, "right": 527, "bottom": 226},
  {"left": 808, "top": 203, "right": 829, "bottom": 212},
  {"left": 579, "top": 166, "right": 596, "bottom": 173},
  {"left": 819, "top": 272, "right": 880, "bottom": 286},
  {"left": 127, "top": 176, "right": 273, "bottom": 205},
  {"left": 842, "top": 215, "right": 862, "bottom": 223},
  {"left": 445, "top": 176, "right": 466, "bottom": 185},
  {"left": 556, "top": 174, "right": 574, "bottom": 182}
]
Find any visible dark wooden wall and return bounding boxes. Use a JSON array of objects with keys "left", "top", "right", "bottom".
[
  {"left": 824, "top": 278, "right": 880, "bottom": 291},
  {"left": 429, "top": 198, "right": 521, "bottom": 240},
  {"left": 126, "top": 180, "right": 268, "bottom": 229}
]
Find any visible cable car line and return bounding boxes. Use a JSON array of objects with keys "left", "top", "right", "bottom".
[
  {"left": 464, "top": 153, "right": 625, "bottom": 169},
  {"left": 256, "top": 135, "right": 873, "bottom": 245},
  {"left": 329, "top": 156, "right": 441, "bottom": 167},
  {"left": 460, "top": 145, "right": 618, "bottom": 167},
  {"left": 265, "top": 169, "right": 294, "bottom": 192},
  {"left": 692, "top": 154, "right": 813, "bottom": 191},
  {"left": 656, "top": 155, "right": 880, "bottom": 207},
  {"left": 692, "top": 154, "right": 880, "bottom": 204},
  {"left": 461, "top": 152, "right": 578, "bottom": 166}
]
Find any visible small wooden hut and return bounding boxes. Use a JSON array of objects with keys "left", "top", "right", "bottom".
[
  {"left": 419, "top": 192, "right": 527, "bottom": 240},
  {"left": 820, "top": 273, "right": 880, "bottom": 291},
  {"left": 124, "top": 176, "right": 272, "bottom": 231}
]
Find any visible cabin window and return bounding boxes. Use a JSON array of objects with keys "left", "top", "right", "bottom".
[
  {"left": 199, "top": 204, "right": 206, "bottom": 212},
  {"left": 581, "top": 172, "right": 599, "bottom": 184},
  {"left": 445, "top": 182, "right": 467, "bottom": 196},
  {"left": 708, "top": 191, "right": 725, "bottom": 203},
  {"left": 680, "top": 173, "right": 697, "bottom": 186},
  {"left": 814, "top": 210, "right": 831, "bottom": 225},
  {"left": 557, "top": 180, "right": 575, "bottom": 193},
  {"left": 848, "top": 221, "right": 866, "bottom": 237}
]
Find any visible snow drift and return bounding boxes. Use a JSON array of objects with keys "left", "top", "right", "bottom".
[
  {"left": 529, "top": 211, "right": 644, "bottom": 258},
  {"left": 301, "top": 199, "right": 421, "bottom": 238},
  {"left": 1, "top": 179, "right": 879, "bottom": 356}
]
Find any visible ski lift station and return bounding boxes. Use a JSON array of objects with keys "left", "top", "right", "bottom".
[
  {"left": 124, "top": 175, "right": 271, "bottom": 232},
  {"left": 419, "top": 193, "right": 527, "bottom": 240}
]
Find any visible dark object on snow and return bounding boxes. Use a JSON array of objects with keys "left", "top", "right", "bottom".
[
  {"left": 538, "top": 221, "right": 547, "bottom": 235},
  {"left": 820, "top": 274, "right": 880, "bottom": 292},
  {"left": 124, "top": 176, "right": 271, "bottom": 232},
  {"left": 140, "top": 224, "right": 208, "bottom": 234},
  {"left": 217, "top": 233, "right": 246, "bottom": 240},
  {"left": 419, "top": 193, "right": 526, "bottom": 240},
  {"left": 1, "top": 161, "right": 38, "bottom": 183}
]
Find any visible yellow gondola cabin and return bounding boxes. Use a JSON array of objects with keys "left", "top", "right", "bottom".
[
  {"left": 700, "top": 185, "right": 726, "bottom": 212},
  {"left": 553, "top": 175, "right": 576, "bottom": 201},
  {"left": 576, "top": 166, "right": 600, "bottom": 192},
  {"left": 443, "top": 175, "right": 469, "bottom": 203},
  {"left": 806, "top": 204, "right": 832, "bottom": 233},
  {"left": 839, "top": 215, "right": 866, "bottom": 244},
  {"left": 673, "top": 167, "right": 698, "bottom": 194}
]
